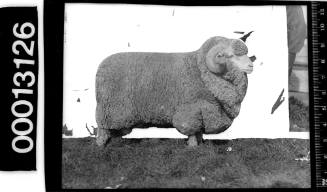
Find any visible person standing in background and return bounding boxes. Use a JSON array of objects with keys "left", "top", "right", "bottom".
[{"left": 287, "top": 6, "right": 307, "bottom": 77}]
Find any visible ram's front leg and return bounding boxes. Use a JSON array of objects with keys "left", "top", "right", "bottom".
[
  {"left": 187, "top": 132, "right": 203, "bottom": 146},
  {"left": 172, "top": 103, "right": 203, "bottom": 146}
]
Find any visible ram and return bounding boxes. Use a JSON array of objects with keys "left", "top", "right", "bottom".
[{"left": 95, "top": 36, "right": 255, "bottom": 146}]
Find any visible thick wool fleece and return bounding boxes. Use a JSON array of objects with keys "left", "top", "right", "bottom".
[
  {"left": 95, "top": 37, "right": 248, "bottom": 136},
  {"left": 197, "top": 37, "right": 248, "bottom": 119}
]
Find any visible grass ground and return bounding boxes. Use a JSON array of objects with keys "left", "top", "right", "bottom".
[
  {"left": 62, "top": 137, "right": 310, "bottom": 189},
  {"left": 62, "top": 93, "right": 310, "bottom": 189},
  {"left": 289, "top": 96, "right": 310, "bottom": 132}
]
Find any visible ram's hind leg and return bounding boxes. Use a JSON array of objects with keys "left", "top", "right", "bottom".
[
  {"left": 95, "top": 104, "right": 111, "bottom": 146},
  {"left": 96, "top": 127, "right": 132, "bottom": 146},
  {"left": 108, "top": 128, "right": 133, "bottom": 144},
  {"left": 96, "top": 128, "right": 111, "bottom": 146}
]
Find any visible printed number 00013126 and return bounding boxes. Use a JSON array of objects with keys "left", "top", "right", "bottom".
[{"left": 11, "top": 22, "right": 36, "bottom": 154}]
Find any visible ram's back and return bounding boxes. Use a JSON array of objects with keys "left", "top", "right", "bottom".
[{"left": 96, "top": 52, "right": 206, "bottom": 125}]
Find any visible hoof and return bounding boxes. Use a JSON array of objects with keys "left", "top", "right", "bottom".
[
  {"left": 187, "top": 136, "right": 198, "bottom": 146},
  {"left": 187, "top": 132, "right": 203, "bottom": 147},
  {"left": 96, "top": 135, "right": 109, "bottom": 147}
]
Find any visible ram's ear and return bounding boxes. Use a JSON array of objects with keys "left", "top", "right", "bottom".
[{"left": 206, "top": 46, "right": 227, "bottom": 74}]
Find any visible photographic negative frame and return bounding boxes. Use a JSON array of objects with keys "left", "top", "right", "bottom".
[{"left": 45, "top": 0, "right": 320, "bottom": 190}]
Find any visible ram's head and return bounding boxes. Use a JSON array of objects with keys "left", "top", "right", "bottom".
[{"left": 204, "top": 37, "right": 255, "bottom": 75}]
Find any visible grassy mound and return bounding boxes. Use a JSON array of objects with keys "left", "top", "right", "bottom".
[{"left": 63, "top": 138, "right": 310, "bottom": 189}]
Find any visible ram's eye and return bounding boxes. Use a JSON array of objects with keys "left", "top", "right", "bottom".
[
  {"left": 225, "top": 54, "right": 233, "bottom": 58},
  {"left": 216, "top": 53, "right": 224, "bottom": 58}
]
